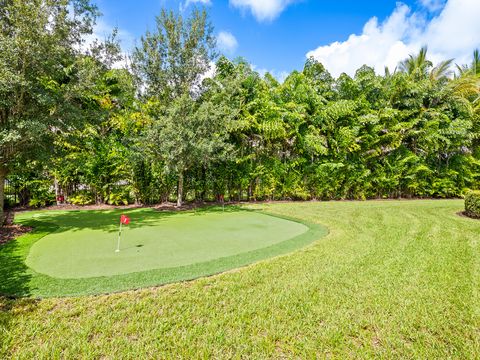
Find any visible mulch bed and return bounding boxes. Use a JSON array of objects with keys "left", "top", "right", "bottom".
[
  {"left": 153, "top": 202, "right": 210, "bottom": 212},
  {"left": 14, "top": 203, "right": 142, "bottom": 213},
  {"left": 457, "top": 211, "right": 480, "bottom": 220},
  {"left": 0, "top": 211, "right": 33, "bottom": 246}
]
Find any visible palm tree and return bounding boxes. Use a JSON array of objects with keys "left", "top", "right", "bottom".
[
  {"left": 450, "top": 50, "right": 480, "bottom": 102},
  {"left": 471, "top": 49, "right": 480, "bottom": 75},
  {"left": 399, "top": 46, "right": 433, "bottom": 79},
  {"left": 430, "top": 59, "right": 453, "bottom": 81},
  {"left": 455, "top": 49, "right": 480, "bottom": 77},
  {"left": 399, "top": 46, "right": 454, "bottom": 82}
]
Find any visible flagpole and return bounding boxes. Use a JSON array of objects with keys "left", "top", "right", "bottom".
[{"left": 116, "top": 219, "right": 122, "bottom": 252}]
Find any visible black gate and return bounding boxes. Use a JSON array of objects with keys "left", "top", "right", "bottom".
[{"left": 4, "top": 179, "right": 17, "bottom": 208}]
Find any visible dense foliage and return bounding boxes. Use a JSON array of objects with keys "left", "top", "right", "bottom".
[
  {"left": 2, "top": 2, "right": 480, "bottom": 210},
  {"left": 464, "top": 190, "right": 480, "bottom": 217},
  {"left": 0, "top": 0, "right": 121, "bottom": 218}
]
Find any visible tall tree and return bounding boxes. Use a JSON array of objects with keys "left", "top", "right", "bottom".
[
  {"left": 0, "top": 0, "right": 99, "bottom": 220},
  {"left": 132, "top": 8, "right": 217, "bottom": 206}
]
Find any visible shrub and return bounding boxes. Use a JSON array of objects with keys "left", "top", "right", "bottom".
[
  {"left": 29, "top": 197, "right": 49, "bottom": 208},
  {"left": 28, "top": 192, "right": 55, "bottom": 208},
  {"left": 26, "top": 179, "right": 56, "bottom": 208},
  {"left": 290, "top": 186, "right": 311, "bottom": 201},
  {"left": 28, "top": 198, "right": 42, "bottom": 208},
  {"left": 107, "top": 188, "right": 133, "bottom": 206},
  {"left": 464, "top": 190, "right": 480, "bottom": 218},
  {"left": 69, "top": 193, "right": 95, "bottom": 206}
]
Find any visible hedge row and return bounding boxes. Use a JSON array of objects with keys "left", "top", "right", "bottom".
[{"left": 465, "top": 191, "right": 480, "bottom": 218}]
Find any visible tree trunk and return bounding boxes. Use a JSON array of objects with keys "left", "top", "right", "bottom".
[
  {"left": 200, "top": 166, "right": 206, "bottom": 202},
  {"left": 54, "top": 177, "right": 60, "bottom": 205},
  {"left": 177, "top": 170, "right": 184, "bottom": 207},
  {"left": 0, "top": 166, "right": 7, "bottom": 224}
]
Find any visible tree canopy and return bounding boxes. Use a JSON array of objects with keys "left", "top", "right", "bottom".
[
  {"left": 0, "top": 0, "right": 114, "bottom": 218},
  {"left": 2, "top": 3, "right": 480, "bottom": 214}
]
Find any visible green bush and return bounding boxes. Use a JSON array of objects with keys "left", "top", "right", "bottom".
[
  {"left": 28, "top": 198, "right": 42, "bottom": 208},
  {"left": 107, "top": 188, "right": 133, "bottom": 206},
  {"left": 27, "top": 179, "right": 56, "bottom": 208},
  {"left": 464, "top": 190, "right": 480, "bottom": 218},
  {"left": 29, "top": 197, "right": 50, "bottom": 208},
  {"left": 290, "top": 186, "right": 311, "bottom": 201},
  {"left": 69, "top": 193, "right": 95, "bottom": 206},
  {"left": 28, "top": 192, "right": 55, "bottom": 208}
]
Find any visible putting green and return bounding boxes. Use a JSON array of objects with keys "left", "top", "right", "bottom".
[
  {"left": 26, "top": 211, "right": 308, "bottom": 279},
  {"left": 1, "top": 207, "right": 327, "bottom": 297}
]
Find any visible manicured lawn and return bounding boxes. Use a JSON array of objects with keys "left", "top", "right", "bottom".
[
  {"left": 1, "top": 200, "right": 479, "bottom": 358},
  {"left": 0, "top": 207, "right": 324, "bottom": 297}
]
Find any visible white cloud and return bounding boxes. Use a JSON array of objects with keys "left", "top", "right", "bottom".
[
  {"left": 422, "top": 0, "right": 480, "bottom": 64},
  {"left": 272, "top": 70, "right": 290, "bottom": 83},
  {"left": 419, "top": 0, "right": 446, "bottom": 12},
  {"left": 252, "top": 65, "right": 289, "bottom": 83},
  {"left": 306, "top": 0, "right": 480, "bottom": 77},
  {"left": 180, "top": 0, "right": 211, "bottom": 11},
  {"left": 217, "top": 31, "right": 238, "bottom": 54},
  {"left": 230, "top": 0, "right": 297, "bottom": 22}
]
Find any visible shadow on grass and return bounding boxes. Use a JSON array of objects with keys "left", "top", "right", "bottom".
[
  {"left": 0, "top": 220, "right": 61, "bottom": 297},
  {"left": 17, "top": 205, "right": 246, "bottom": 234},
  {"left": 0, "top": 239, "right": 32, "bottom": 298},
  {"left": 190, "top": 204, "right": 244, "bottom": 214},
  {"left": 0, "top": 236, "right": 38, "bottom": 355}
]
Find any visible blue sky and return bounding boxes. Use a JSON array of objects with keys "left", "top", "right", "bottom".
[{"left": 94, "top": 0, "right": 480, "bottom": 78}]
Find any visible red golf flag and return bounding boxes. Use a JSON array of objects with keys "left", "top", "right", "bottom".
[{"left": 120, "top": 214, "right": 130, "bottom": 225}]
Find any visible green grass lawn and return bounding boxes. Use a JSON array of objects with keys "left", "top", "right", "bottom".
[{"left": 1, "top": 200, "right": 479, "bottom": 358}]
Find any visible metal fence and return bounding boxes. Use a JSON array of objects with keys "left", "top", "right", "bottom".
[{"left": 4, "top": 179, "right": 18, "bottom": 207}]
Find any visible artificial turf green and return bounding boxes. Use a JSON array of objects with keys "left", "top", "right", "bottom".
[
  {"left": 0, "top": 207, "right": 326, "bottom": 297},
  {"left": 26, "top": 210, "right": 308, "bottom": 278}
]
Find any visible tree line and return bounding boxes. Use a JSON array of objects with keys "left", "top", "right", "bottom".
[{"left": 1, "top": 0, "right": 479, "bottom": 218}]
